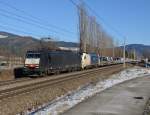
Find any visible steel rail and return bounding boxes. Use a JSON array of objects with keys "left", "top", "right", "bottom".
[
  {"left": 0, "top": 78, "right": 32, "bottom": 86},
  {"left": 0, "top": 64, "right": 122, "bottom": 100}
]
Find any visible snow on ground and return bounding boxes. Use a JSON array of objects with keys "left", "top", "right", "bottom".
[{"left": 30, "top": 67, "right": 150, "bottom": 115}]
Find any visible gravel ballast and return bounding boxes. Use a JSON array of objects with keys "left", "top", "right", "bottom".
[{"left": 0, "top": 65, "right": 124, "bottom": 115}]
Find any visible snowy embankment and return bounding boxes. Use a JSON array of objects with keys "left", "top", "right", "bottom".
[{"left": 31, "top": 67, "right": 150, "bottom": 115}]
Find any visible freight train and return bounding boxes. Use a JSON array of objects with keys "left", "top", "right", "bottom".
[{"left": 16, "top": 50, "right": 123, "bottom": 77}]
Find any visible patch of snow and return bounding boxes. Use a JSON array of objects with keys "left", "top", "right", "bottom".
[
  {"left": 30, "top": 67, "right": 150, "bottom": 115},
  {"left": 0, "top": 35, "right": 8, "bottom": 38}
]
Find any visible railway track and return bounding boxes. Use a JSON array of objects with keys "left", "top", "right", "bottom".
[
  {"left": 0, "top": 63, "right": 120, "bottom": 87},
  {"left": 0, "top": 77, "right": 32, "bottom": 86},
  {"left": 0, "top": 64, "right": 123, "bottom": 100}
]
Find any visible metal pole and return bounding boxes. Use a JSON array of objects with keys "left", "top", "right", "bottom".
[
  {"left": 123, "top": 37, "right": 126, "bottom": 68},
  {"left": 113, "top": 45, "right": 115, "bottom": 57},
  {"left": 134, "top": 49, "right": 136, "bottom": 60},
  {"left": 112, "top": 39, "right": 115, "bottom": 57}
]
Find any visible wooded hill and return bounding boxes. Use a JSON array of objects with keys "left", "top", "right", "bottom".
[{"left": 0, "top": 31, "right": 149, "bottom": 58}]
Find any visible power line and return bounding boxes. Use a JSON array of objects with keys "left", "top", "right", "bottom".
[
  {"left": 82, "top": 0, "right": 126, "bottom": 38},
  {"left": 69, "top": 0, "right": 126, "bottom": 39},
  {"left": 0, "top": 24, "right": 42, "bottom": 38},
  {"left": 0, "top": 21, "right": 44, "bottom": 38},
  {"left": 69, "top": 0, "right": 80, "bottom": 8},
  {"left": 0, "top": 0, "right": 76, "bottom": 35},
  {"left": 80, "top": 0, "right": 127, "bottom": 67},
  {"left": 0, "top": 11, "right": 75, "bottom": 38},
  {"left": 0, "top": 12, "right": 53, "bottom": 33}
]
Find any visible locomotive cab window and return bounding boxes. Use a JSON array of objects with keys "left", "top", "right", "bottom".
[{"left": 26, "top": 53, "right": 40, "bottom": 58}]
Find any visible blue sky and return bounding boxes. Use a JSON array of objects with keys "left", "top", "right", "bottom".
[{"left": 0, "top": 0, "right": 149, "bottom": 45}]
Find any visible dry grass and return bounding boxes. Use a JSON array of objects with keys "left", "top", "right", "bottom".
[{"left": 0, "top": 69, "right": 14, "bottom": 81}]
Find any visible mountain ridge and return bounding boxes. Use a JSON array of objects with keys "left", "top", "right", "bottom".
[{"left": 0, "top": 31, "right": 149, "bottom": 58}]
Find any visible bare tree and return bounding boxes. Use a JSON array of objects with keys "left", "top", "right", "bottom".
[{"left": 78, "top": 2, "right": 115, "bottom": 56}]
